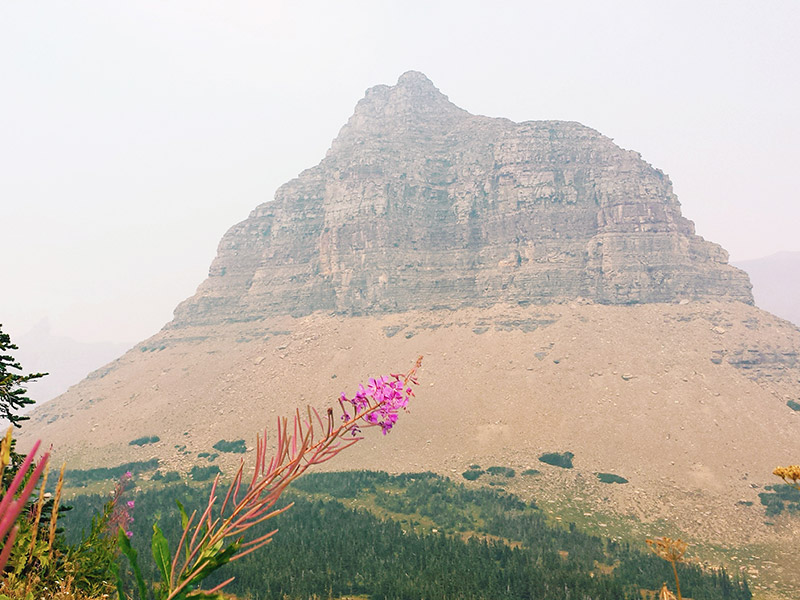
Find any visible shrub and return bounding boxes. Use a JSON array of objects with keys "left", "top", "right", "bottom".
[
  {"left": 787, "top": 400, "right": 800, "bottom": 411},
  {"left": 597, "top": 472, "right": 628, "bottom": 484},
  {"left": 462, "top": 469, "right": 483, "bottom": 481},
  {"left": 151, "top": 470, "right": 182, "bottom": 482},
  {"left": 190, "top": 465, "right": 222, "bottom": 481},
  {"left": 129, "top": 435, "right": 160, "bottom": 446},
  {"left": 538, "top": 451, "right": 574, "bottom": 469},
  {"left": 487, "top": 466, "right": 515, "bottom": 478},
  {"left": 213, "top": 439, "right": 248, "bottom": 454},
  {"left": 758, "top": 483, "right": 800, "bottom": 516},
  {"left": 162, "top": 470, "right": 181, "bottom": 483},
  {"left": 522, "top": 469, "right": 540, "bottom": 476},
  {"left": 63, "top": 458, "right": 160, "bottom": 487}
]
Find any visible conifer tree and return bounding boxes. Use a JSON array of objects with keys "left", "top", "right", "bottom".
[{"left": 0, "top": 323, "right": 46, "bottom": 426}]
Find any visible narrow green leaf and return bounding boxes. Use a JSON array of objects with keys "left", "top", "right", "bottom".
[
  {"left": 176, "top": 499, "right": 189, "bottom": 530},
  {"left": 186, "top": 540, "right": 241, "bottom": 588},
  {"left": 110, "top": 560, "right": 127, "bottom": 600},
  {"left": 151, "top": 523, "right": 172, "bottom": 592},
  {"left": 176, "top": 499, "right": 190, "bottom": 561},
  {"left": 118, "top": 526, "right": 148, "bottom": 600}
]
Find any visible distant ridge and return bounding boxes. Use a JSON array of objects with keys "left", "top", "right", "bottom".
[
  {"left": 734, "top": 251, "right": 800, "bottom": 327},
  {"left": 15, "top": 319, "right": 132, "bottom": 405}
]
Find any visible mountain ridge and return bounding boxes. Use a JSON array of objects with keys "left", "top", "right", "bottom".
[
  {"left": 170, "top": 71, "right": 752, "bottom": 329},
  {"left": 734, "top": 251, "right": 800, "bottom": 327}
]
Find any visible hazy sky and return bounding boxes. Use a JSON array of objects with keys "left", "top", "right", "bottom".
[{"left": 3, "top": 1, "right": 799, "bottom": 345}]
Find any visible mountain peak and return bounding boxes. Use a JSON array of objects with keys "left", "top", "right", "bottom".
[
  {"left": 396, "top": 70, "right": 436, "bottom": 89},
  {"left": 339, "top": 71, "right": 466, "bottom": 136}
]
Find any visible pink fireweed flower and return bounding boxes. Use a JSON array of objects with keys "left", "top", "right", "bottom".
[
  {"left": 340, "top": 371, "right": 416, "bottom": 434},
  {"left": 107, "top": 472, "right": 135, "bottom": 539}
]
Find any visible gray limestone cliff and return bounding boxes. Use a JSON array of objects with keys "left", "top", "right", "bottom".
[{"left": 172, "top": 71, "right": 752, "bottom": 327}]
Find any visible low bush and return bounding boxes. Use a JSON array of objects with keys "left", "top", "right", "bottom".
[
  {"left": 487, "top": 466, "right": 516, "bottom": 478},
  {"left": 63, "top": 458, "right": 160, "bottom": 487},
  {"left": 129, "top": 435, "right": 160, "bottom": 446},
  {"left": 163, "top": 470, "right": 182, "bottom": 483},
  {"left": 213, "top": 438, "right": 248, "bottom": 453},
  {"left": 597, "top": 472, "right": 628, "bottom": 484},
  {"left": 190, "top": 465, "right": 222, "bottom": 481},
  {"left": 151, "top": 470, "right": 182, "bottom": 482},
  {"left": 759, "top": 484, "right": 800, "bottom": 516},
  {"left": 538, "top": 451, "right": 574, "bottom": 469},
  {"left": 462, "top": 469, "right": 483, "bottom": 481}
]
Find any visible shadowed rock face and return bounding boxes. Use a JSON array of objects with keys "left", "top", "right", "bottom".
[{"left": 172, "top": 71, "right": 752, "bottom": 327}]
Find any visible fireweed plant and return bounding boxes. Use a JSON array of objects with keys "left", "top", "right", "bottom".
[
  {"left": 0, "top": 428, "right": 50, "bottom": 572},
  {"left": 117, "top": 357, "right": 422, "bottom": 600}
]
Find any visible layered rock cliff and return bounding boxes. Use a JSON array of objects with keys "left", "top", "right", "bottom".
[{"left": 172, "top": 71, "right": 751, "bottom": 327}]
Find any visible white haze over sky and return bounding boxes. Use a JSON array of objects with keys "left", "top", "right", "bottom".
[{"left": 2, "top": 1, "right": 799, "bottom": 347}]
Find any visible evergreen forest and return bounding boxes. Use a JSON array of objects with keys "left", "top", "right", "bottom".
[{"left": 62, "top": 470, "right": 751, "bottom": 600}]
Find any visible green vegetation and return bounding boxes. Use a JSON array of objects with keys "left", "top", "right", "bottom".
[
  {"left": 190, "top": 464, "right": 221, "bottom": 481},
  {"left": 462, "top": 469, "right": 483, "bottom": 481},
  {"left": 597, "top": 472, "right": 629, "bottom": 484},
  {"left": 152, "top": 470, "right": 182, "bottom": 483},
  {"left": 0, "top": 325, "right": 46, "bottom": 501},
  {"left": 522, "top": 468, "right": 540, "bottom": 476},
  {"left": 129, "top": 435, "right": 160, "bottom": 446},
  {"left": 62, "top": 471, "right": 751, "bottom": 600},
  {"left": 759, "top": 484, "right": 800, "bottom": 516},
  {"left": 62, "top": 458, "right": 160, "bottom": 488},
  {"left": 539, "top": 451, "right": 575, "bottom": 469},
  {"left": 463, "top": 465, "right": 515, "bottom": 481},
  {"left": 462, "top": 464, "right": 485, "bottom": 481},
  {"left": 487, "top": 466, "right": 516, "bottom": 478},
  {"left": 139, "top": 344, "right": 166, "bottom": 352},
  {"left": 787, "top": 399, "right": 800, "bottom": 411},
  {"left": 0, "top": 324, "right": 46, "bottom": 428},
  {"left": 212, "top": 438, "right": 247, "bottom": 453}
]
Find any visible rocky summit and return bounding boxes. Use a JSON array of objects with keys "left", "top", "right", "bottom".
[
  {"left": 171, "top": 71, "right": 751, "bottom": 328},
  {"left": 20, "top": 73, "right": 800, "bottom": 598}
]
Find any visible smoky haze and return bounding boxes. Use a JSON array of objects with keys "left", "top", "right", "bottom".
[{"left": 2, "top": 2, "right": 798, "bottom": 398}]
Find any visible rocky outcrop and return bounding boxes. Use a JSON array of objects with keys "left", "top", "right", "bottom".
[{"left": 172, "top": 71, "right": 752, "bottom": 327}]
